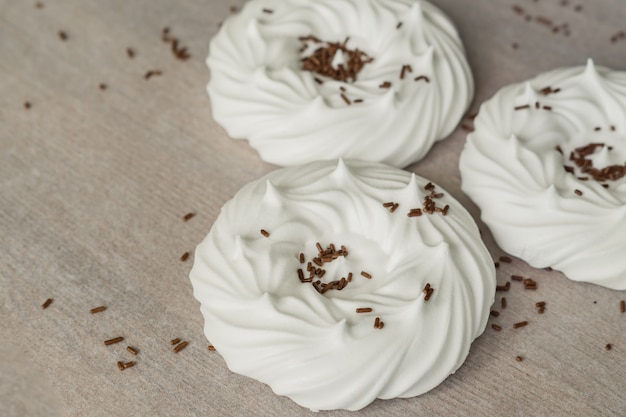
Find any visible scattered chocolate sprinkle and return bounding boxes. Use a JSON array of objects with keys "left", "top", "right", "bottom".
[
  {"left": 104, "top": 337, "right": 124, "bottom": 346},
  {"left": 379, "top": 81, "right": 392, "bottom": 89},
  {"left": 535, "top": 301, "right": 546, "bottom": 308},
  {"left": 90, "top": 306, "right": 107, "bottom": 314},
  {"left": 513, "top": 321, "right": 528, "bottom": 329},
  {"left": 605, "top": 343, "right": 612, "bottom": 351},
  {"left": 354, "top": 99, "right": 363, "bottom": 103},
  {"left": 511, "top": 275, "right": 523, "bottom": 281},
  {"left": 117, "top": 361, "right": 125, "bottom": 371},
  {"left": 170, "top": 338, "right": 181, "bottom": 345},
  {"left": 360, "top": 271, "right": 372, "bottom": 279},
  {"left": 180, "top": 251, "right": 190, "bottom": 262},
  {"left": 512, "top": 5, "right": 524, "bottom": 15},
  {"left": 414, "top": 75, "right": 429, "bottom": 83},
  {"left": 423, "top": 283, "right": 434, "bottom": 301},
  {"left": 356, "top": 308, "right": 373, "bottom": 313},
  {"left": 396, "top": 22, "right": 403, "bottom": 29},
  {"left": 490, "top": 310, "right": 500, "bottom": 317},
  {"left": 126, "top": 47, "right": 135, "bottom": 59},
  {"left": 399, "top": 64, "right": 412, "bottom": 80},
  {"left": 374, "top": 317, "right": 380, "bottom": 328},
  {"left": 523, "top": 278, "right": 537, "bottom": 290},
  {"left": 99, "top": 83, "right": 107, "bottom": 91},
  {"left": 496, "top": 282, "right": 511, "bottom": 292},
  {"left": 594, "top": 127, "right": 601, "bottom": 132},
  {"left": 208, "top": 345, "right": 216, "bottom": 351},
  {"left": 41, "top": 298, "right": 53, "bottom": 309},
  {"left": 491, "top": 324, "right": 502, "bottom": 331},
  {"left": 58, "top": 30, "right": 68, "bottom": 41},
  {"left": 340, "top": 93, "right": 351, "bottom": 105},
  {"left": 535, "top": 16, "right": 552, "bottom": 26},
  {"left": 542, "top": 106, "right": 552, "bottom": 111},
  {"left": 390, "top": 203, "right": 399, "bottom": 213},
  {"left": 126, "top": 346, "right": 138, "bottom": 355},
  {"left": 538, "top": 306, "right": 545, "bottom": 314},
  {"left": 260, "top": 229, "right": 270, "bottom": 238},
  {"left": 620, "top": 300, "right": 625, "bottom": 313},
  {"left": 173, "top": 341, "right": 189, "bottom": 353},
  {"left": 144, "top": 70, "right": 163, "bottom": 79},
  {"left": 299, "top": 253, "right": 305, "bottom": 263},
  {"left": 535, "top": 101, "right": 540, "bottom": 109},
  {"left": 182, "top": 212, "right": 195, "bottom": 222},
  {"left": 515, "top": 356, "right": 523, "bottom": 362},
  {"left": 300, "top": 36, "right": 373, "bottom": 83},
  {"left": 514, "top": 105, "right": 530, "bottom": 111},
  {"left": 494, "top": 262, "right": 500, "bottom": 269},
  {"left": 122, "top": 361, "right": 136, "bottom": 369},
  {"left": 262, "top": 8, "right": 273, "bottom": 14},
  {"left": 499, "top": 256, "right": 512, "bottom": 263},
  {"left": 24, "top": 102, "right": 32, "bottom": 110},
  {"left": 408, "top": 208, "right": 422, "bottom": 217},
  {"left": 501, "top": 297, "right": 507, "bottom": 309},
  {"left": 574, "top": 189, "right": 583, "bottom": 196}
]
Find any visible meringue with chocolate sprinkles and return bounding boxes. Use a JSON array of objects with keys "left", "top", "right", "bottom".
[
  {"left": 206, "top": 0, "right": 473, "bottom": 167},
  {"left": 190, "top": 159, "right": 495, "bottom": 411},
  {"left": 460, "top": 60, "right": 626, "bottom": 290}
]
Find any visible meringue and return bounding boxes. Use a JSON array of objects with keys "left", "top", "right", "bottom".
[
  {"left": 207, "top": 0, "right": 473, "bottom": 167},
  {"left": 460, "top": 60, "right": 626, "bottom": 290},
  {"left": 190, "top": 159, "right": 495, "bottom": 411}
]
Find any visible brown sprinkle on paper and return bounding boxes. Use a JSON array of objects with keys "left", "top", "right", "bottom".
[
  {"left": 58, "top": 31, "right": 68, "bottom": 41},
  {"left": 605, "top": 344, "right": 612, "bottom": 351},
  {"left": 90, "top": 306, "right": 107, "bottom": 314},
  {"left": 126, "top": 346, "right": 138, "bottom": 355},
  {"left": 260, "top": 229, "right": 270, "bottom": 238},
  {"left": 144, "top": 70, "right": 163, "bottom": 79},
  {"left": 515, "top": 356, "right": 523, "bottom": 362},
  {"left": 620, "top": 300, "right": 625, "bottom": 313},
  {"left": 41, "top": 298, "right": 53, "bottom": 309},
  {"left": 170, "top": 338, "right": 181, "bottom": 346},
  {"left": 513, "top": 321, "right": 528, "bottom": 329},
  {"left": 356, "top": 307, "right": 373, "bottom": 313},
  {"left": 208, "top": 345, "right": 216, "bottom": 351},
  {"left": 183, "top": 212, "right": 195, "bottom": 221},
  {"left": 173, "top": 341, "right": 189, "bottom": 353},
  {"left": 180, "top": 252, "right": 190, "bottom": 262},
  {"left": 360, "top": 271, "right": 372, "bottom": 279},
  {"left": 104, "top": 337, "right": 124, "bottom": 346},
  {"left": 491, "top": 324, "right": 502, "bottom": 331}
]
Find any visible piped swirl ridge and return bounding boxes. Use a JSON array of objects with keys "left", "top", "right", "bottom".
[
  {"left": 207, "top": 0, "right": 473, "bottom": 167},
  {"left": 460, "top": 60, "right": 626, "bottom": 290},
  {"left": 190, "top": 159, "right": 495, "bottom": 411}
]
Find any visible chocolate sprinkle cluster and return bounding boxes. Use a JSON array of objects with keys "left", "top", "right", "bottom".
[
  {"left": 297, "top": 242, "right": 353, "bottom": 294},
  {"left": 563, "top": 142, "right": 626, "bottom": 183},
  {"left": 299, "top": 35, "right": 373, "bottom": 83}
]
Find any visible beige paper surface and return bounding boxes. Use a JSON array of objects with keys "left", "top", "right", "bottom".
[{"left": 1, "top": 0, "right": 625, "bottom": 415}]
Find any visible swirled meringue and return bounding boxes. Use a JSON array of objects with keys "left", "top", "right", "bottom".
[
  {"left": 460, "top": 60, "right": 626, "bottom": 290},
  {"left": 190, "top": 159, "right": 495, "bottom": 411},
  {"left": 207, "top": 0, "right": 473, "bottom": 167}
]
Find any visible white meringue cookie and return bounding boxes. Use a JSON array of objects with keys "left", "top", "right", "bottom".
[
  {"left": 460, "top": 60, "right": 626, "bottom": 290},
  {"left": 207, "top": 0, "right": 473, "bottom": 167},
  {"left": 190, "top": 159, "right": 495, "bottom": 411}
]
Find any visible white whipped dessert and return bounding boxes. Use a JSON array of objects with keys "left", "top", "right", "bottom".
[
  {"left": 207, "top": 0, "right": 473, "bottom": 168},
  {"left": 190, "top": 159, "right": 495, "bottom": 411},
  {"left": 460, "top": 60, "right": 626, "bottom": 290}
]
